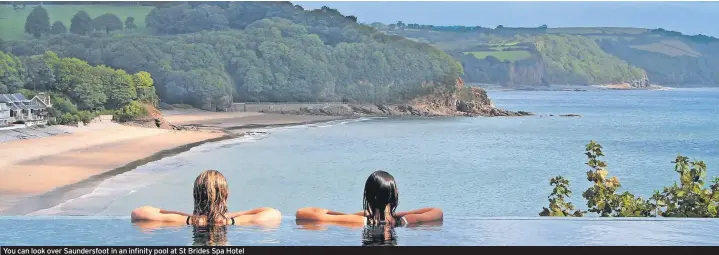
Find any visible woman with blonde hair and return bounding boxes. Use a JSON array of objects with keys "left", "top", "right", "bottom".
[{"left": 131, "top": 170, "right": 281, "bottom": 226}]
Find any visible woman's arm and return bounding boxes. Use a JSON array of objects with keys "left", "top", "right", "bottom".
[
  {"left": 295, "top": 219, "right": 364, "bottom": 230},
  {"left": 131, "top": 206, "right": 189, "bottom": 223},
  {"left": 397, "top": 208, "right": 443, "bottom": 224},
  {"left": 295, "top": 207, "right": 364, "bottom": 224},
  {"left": 230, "top": 207, "right": 282, "bottom": 224}
]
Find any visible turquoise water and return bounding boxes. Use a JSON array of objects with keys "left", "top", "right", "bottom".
[{"left": 2, "top": 88, "right": 718, "bottom": 245}]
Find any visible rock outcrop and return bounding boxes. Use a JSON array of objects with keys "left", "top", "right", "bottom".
[
  {"left": 629, "top": 71, "right": 651, "bottom": 88},
  {"left": 261, "top": 79, "right": 533, "bottom": 117},
  {"left": 124, "top": 103, "right": 173, "bottom": 129}
]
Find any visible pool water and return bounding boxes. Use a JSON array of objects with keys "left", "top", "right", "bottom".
[{"left": 1, "top": 217, "right": 718, "bottom": 246}]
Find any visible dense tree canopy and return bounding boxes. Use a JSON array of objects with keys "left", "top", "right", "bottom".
[
  {"left": 24, "top": 5, "right": 51, "bottom": 38},
  {"left": 92, "top": 13, "right": 124, "bottom": 34},
  {"left": 124, "top": 17, "right": 137, "bottom": 31},
  {"left": 0, "top": 51, "right": 26, "bottom": 93},
  {"left": 4, "top": 2, "right": 463, "bottom": 110},
  {"left": 50, "top": 21, "right": 68, "bottom": 35},
  {"left": 146, "top": 4, "right": 229, "bottom": 35},
  {"left": 69, "top": 11, "right": 93, "bottom": 35}
]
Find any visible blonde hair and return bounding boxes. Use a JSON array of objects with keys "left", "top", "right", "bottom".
[{"left": 189, "top": 170, "right": 229, "bottom": 226}]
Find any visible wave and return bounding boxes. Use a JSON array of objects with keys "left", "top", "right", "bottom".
[
  {"left": 305, "top": 117, "right": 379, "bottom": 128},
  {"left": 27, "top": 135, "right": 269, "bottom": 216},
  {"left": 26, "top": 117, "right": 379, "bottom": 216}
]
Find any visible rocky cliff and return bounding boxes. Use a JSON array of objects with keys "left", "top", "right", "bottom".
[
  {"left": 629, "top": 71, "right": 651, "bottom": 88},
  {"left": 261, "top": 79, "right": 533, "bottom": 117}
]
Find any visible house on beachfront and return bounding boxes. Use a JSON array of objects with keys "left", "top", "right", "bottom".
[
  {"left": 0, "top": 101, "right": 10, "bottom": 127},
  {"left": 0, "top": 93, "right": 52, "bottom": 127}
]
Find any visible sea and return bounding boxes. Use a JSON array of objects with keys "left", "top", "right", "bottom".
[{"left": 1, "top": 88, "right": 718, "bottom": 245}]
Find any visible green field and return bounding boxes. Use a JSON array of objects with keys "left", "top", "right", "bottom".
[
  {"left": 464, "top": 50, "right": 533, "bottom": 61},
  {"left": 0, "top": 4, "right": 154, "bottom": 40},
  {"left": 548, "top": 27, "right": 648, "bottom": 35},
  {"left": 630, "top": 39, "right": 702, "bottom": 57}
]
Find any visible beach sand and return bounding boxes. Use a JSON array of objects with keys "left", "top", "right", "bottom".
[
  {"left": 0, "top": 125, "right": 224, "bottom": 199},
  {"left": 0, "top": 111, "right": 344, "bottom": 213}
]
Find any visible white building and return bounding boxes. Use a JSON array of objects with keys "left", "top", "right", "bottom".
[
  {"left": 0, "top": 93, "right": 52, "bottom": 127},
  {"left": 0, "top": 102, "right": 10, "bottom": 127}
]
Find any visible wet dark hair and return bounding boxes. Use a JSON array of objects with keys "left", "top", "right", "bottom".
[
  {"left": 362, "top": 224, "right": 398, "bottom": 246},
  {"left": 363, "top": 170, "right": 399, "bottom": 226}
]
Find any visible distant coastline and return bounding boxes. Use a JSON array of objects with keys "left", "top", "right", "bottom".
[
  {"left": 591, "top": 83, "right": 671, "bottom": 91},
  {"left": 478, "top": 84, "right": 676, "bottom": 92}
]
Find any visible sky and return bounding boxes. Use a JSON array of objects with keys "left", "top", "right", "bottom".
[{"left": 294, "top": 1, "right": 719, "bottom": 37}]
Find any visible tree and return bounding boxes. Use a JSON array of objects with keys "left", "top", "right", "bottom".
[
  {"left": 93, "top": 13, "right": 124, "bottom": 34},
  {"left": 22, "top": 54, "right": 55, "bottom": 91},
  {"left": 104, "top": 69, "right": 136, "bottom": 109},
  {"left": 70, "top": 11, "right": 93, "bottom": 35},
  {"left": 133, "top": 71, "right": 158, "bottom": 105},
  {"left": 124, "top": 16, "right": 137, "bottom": 31},
  {"left": 0, "top": 51, "right": 26, "bottom": 93},
  {"left": 50, "top": 21, "right": 67, "bottom": 35},
  {"left": 25, "top": 5, "right": 51, "bottom": 38}
]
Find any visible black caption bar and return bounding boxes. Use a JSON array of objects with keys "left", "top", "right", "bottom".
[
  {"left": 0, "top": 247, "right": 244, "bottom": 255},
  {"left": 1, "top": 246, "right": 717, "bottom": 255}
]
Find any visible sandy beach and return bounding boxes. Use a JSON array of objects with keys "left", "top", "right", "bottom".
[{"left": 0, "top": 111, "right": 344, "bottom": 214}]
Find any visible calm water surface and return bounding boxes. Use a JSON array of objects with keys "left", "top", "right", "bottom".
[
  {"left": 4, "top": 89, "right": 719, "bottom": 245},
  {"left": 1, "top": 217, "right": 718, "bottom": 246}
]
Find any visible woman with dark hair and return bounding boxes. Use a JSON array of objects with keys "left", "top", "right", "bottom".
[
  {"left": 130, "top": 170, "right": 281, "bottom": 226},
  {"left": 295, "top": 170, "right": 443, "bottom": 226}
]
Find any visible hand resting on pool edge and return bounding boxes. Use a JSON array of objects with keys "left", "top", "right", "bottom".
[
  {"left": 295, "top": 170, "right": 443, "bottom": 227},
  {"left": 130, "top": 170, "right": 281, "bottom": 227}
]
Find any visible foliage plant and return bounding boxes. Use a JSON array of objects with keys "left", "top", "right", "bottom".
[
  {"left": 541, "top": 141, "right": 716, "bottom": 218},
  {"left": 652, "top": 155, "right": 719, "bottom": 217},
  {"left": 539, "top": 176, "right": 584, "bottom": 217}
]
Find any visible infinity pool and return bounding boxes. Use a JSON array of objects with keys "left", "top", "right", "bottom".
[{"left": 1, "top": 217, "right": 718, "bottom": 246}]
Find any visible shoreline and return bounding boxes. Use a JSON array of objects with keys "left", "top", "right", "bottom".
[
  {"left": 0, "top": 113, "right": 348, "bottom": 215},
  {"left": 482, "top": 84, "right": 687, "bottom": 92}
]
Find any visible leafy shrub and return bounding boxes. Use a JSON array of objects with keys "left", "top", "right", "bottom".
[
  {"left": 652, "top": 155, "right": 719, "bottom": 217},
  {"left": 539, "top": 176, "right": 584, "bottom": 217},
  {"left": 116, "top": 101, "right": 148, "bottom": 122},
  {"left": 541, "top": 141, "right": 717, "bottom": 218}
]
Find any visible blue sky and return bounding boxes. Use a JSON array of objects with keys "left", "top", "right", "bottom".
[{"left": 295, "top": 1, "right": 719, "bottom": 37}]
